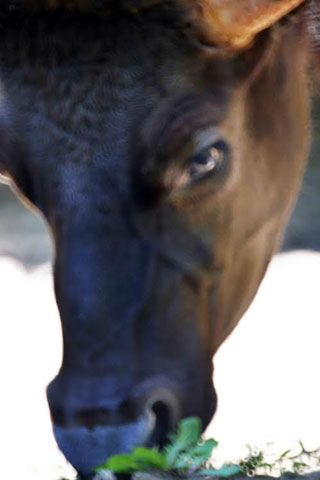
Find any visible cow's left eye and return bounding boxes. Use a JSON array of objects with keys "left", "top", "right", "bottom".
[{"left": 187, "top": 139, "right": 229, "bottom": 181}]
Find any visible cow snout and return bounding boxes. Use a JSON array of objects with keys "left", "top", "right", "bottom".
[{"left": 47, "top": 377, "right": 181, "bottom": 475}]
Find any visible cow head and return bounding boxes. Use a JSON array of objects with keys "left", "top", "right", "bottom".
[{"left": 0, "top": 0, "right": 310, "bottom": 475}]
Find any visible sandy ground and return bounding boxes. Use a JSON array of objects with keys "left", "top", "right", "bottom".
[{"left": 1, "top": 188, "right": 320, "bottom": 479}]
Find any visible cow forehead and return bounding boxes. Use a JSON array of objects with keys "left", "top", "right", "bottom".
[
  {"left": 1, "top": 59, "right": 157, "bottom": 162},
  {"left": 0, "top": 9, "right": 205, "bottom": 165}
]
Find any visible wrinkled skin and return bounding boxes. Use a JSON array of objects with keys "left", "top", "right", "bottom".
[{"left": 0, "top": 4, "right": 310, "bottom": 475}]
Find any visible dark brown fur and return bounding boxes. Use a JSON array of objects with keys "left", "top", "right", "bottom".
[{"left": 3, "top": 0, "right": 162, "bottom": 12}]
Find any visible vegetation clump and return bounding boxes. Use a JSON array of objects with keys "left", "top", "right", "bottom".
[
  {"left": 240, "top": 442, "right": 320, "bottom": 477},
  {"left": 93, "top": 417, "right": 320, "bottom": 479},
  {"left": 94, "top": 417, "right": 241, "bottom": 477}
]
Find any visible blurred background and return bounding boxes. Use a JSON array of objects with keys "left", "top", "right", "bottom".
[{"left": 1, "top": 100, "right": 320, "bottom": 479}]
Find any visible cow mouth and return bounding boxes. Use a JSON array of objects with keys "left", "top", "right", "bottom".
[
  {"left": 77, "top": 403, "right": 174, "bottom": 479},
  {"left": 52, "top": 386, "right": 181, "bottom": 476},
  {"left": 53, "top": 409, "right": 155, "bottom": 476},
  {"left": 75, "top": 403, "right": 173, "bottom": 480}
]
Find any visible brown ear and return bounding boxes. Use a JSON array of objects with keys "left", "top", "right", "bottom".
[{"left": 178, "top": 0, "right": 306, "bottom": 48}]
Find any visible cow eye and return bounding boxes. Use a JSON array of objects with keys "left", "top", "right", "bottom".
[{"left": 186, "top": 139, "right": 229, "bottom": 183}]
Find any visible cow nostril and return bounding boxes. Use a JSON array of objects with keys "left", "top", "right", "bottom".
[
  {"left": 151, "top": 401, "right": 175, "bottom": 448},
  {"left": 149, "top": 400, "right": 175, "bottom": 448}
]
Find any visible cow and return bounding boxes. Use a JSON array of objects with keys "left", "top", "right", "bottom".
[{"left": 0, "top": 0, "right": 317, "bottom": 475}]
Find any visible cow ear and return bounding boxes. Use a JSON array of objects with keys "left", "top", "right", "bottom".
[{"left": 178, "top": 0, "right": 306, "bottom": 49}]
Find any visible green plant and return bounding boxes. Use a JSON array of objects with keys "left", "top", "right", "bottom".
[
  {"left": 94, "top": 418, "right": 320, "bottom": 478},
  {"left": 239, "top": 448, "right": 272, "bottom": 476},
  {"left": 240, "top": 441, "right": 320, "bottom": 477},
  {"left": 95, "top": 417, "right": 242, "bottom": 477}
]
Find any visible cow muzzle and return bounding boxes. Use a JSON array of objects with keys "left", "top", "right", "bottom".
[{"left": 47, "top": 377, "right": 181, "bottom": 475}]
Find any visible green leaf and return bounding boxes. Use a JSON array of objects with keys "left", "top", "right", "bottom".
[
  {"left": 130, "top": 447, "right": 169, "bottom": 470},
  {"left": 190, "top": 438, "right": 218, "bottom": 458},
  {"left": 279, "top": 449, "right": 291, "bottom": 458},
  {"left": 95, "top": 447, "right": 168, "bottom": 473},
  {"left": 293, "top": 461, "right": 308, "bottom": 473},
  {"left": 94, "top": 417, "right": 238, "bottom": 477},
  {"left": 95, "top": 453, "right": 140, "bottom": 473},
  {"left": 165, "top": 416, "right": 202, "bottom": 466},
  {"left": 198, "top": 464, "right": 242, "bottom": 477},
  {"left": 172, "top": 439, "right": 218, "bottom": 470}
]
